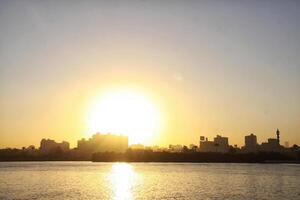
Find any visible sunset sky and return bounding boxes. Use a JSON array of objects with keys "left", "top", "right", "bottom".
[{"left": 1, "top": 0, "right": 300, "bottom": 148}]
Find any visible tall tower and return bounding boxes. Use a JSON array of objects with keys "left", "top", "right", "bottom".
[{"left": 276, "top": 129, "right": 280, "bottom": 145}]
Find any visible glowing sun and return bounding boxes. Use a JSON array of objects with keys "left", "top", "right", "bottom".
[{"left": 87, "top": 88, "right": 161, "bottom": 144}]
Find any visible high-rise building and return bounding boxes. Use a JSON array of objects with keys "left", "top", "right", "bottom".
[
  {"left": 214, "top": 135, "right": 229, "bottom": 153},
  {"left": 77, "top": 133, "right": 128, "bottom": 154},
  {"left": 244, "top": 133, "right": 258, "bottom": 152},
  {"left": 199, "top": 135, "right": 229, "bottom": 153},
  {"left": 199, "top": 140, "right": 215, "bottom": 152},
  {"left": 40, "top": 139, "right": 69, "bottom": 154}
]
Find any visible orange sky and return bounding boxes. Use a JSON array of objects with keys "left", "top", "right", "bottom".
[{"left": 1, "top": 1, "right": 300, "bottom": 148}]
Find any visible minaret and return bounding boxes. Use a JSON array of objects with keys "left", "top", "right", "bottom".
[{"left": 276, "top": 129, "right": 280, "bottom": 145}]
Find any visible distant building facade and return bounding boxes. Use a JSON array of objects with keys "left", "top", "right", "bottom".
[
  {"left": 243, "top": 133, "right": 258, "bottom": 153},
  {"left": 199, "top": 135, "right": 229, "bottom": 153},
  {"left": 77, "top": 133, "right": 128, "bottom": 154},
  {"left": 40, "top": 139, "right": 69, "bottom": 154},
  {"left": 241, "top": 129, "right": 283, "bottom": 153},
  {"left": 260, "top": 138, "right": 282, "bottom": 152},
  {"left": 259, "top": 129, "right": 283, "bottom": 152},
  {"left": 199, "top": 140, "right": 215, "bottom": 152}
]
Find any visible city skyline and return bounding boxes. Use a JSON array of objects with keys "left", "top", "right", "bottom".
[
  {"left": 2, "top": 128, "right": 299, "bottom": 163},
  {"left": 1, "top": 1, "right": 300, "bottom": 148},
  {"left": 2, "top": 129, "right": 299, "bottom": 164},
  {"left": 2, "top": 128, "right": 298, "bottom": 150},
  {"left": 1, "top": 1, "right": 300, "bottom": 199}
]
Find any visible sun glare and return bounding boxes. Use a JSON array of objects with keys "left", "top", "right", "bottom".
[
  {"left": 109, "top": 163, "right": 138, "bottom": 200},
  {"left": 87, "top": 88, "right": 161, "bottom": 144}
]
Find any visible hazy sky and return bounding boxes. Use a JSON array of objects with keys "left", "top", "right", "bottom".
[{"left": 1, "top": 0, "right": 300, "bottom": 148}]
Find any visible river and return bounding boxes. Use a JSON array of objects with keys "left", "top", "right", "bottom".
[{"left": 0, "top": 162, "right": 299, "bottom": 200}]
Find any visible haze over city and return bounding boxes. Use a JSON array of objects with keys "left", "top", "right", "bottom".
[{"left": 1, "top": 0, "right": 300, "bottom": 149}]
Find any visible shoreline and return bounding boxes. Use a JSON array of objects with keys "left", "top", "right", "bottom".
[
  {"left": 1, "top": 151, "right": 299, "bottom": 164},
  {"left": 1, "top": 160, "right": 299, "bottom": 164}
]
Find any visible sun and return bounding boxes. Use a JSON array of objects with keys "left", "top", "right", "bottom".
[{"left": 86, "top": 88, "right": 161, "bottom": 144}]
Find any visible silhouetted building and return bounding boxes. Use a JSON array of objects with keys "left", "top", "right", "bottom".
[
  {"left": 259, "top": 129, "right": 283, "bottom": 152},
  {"left": 199, "top": 135, "right": 229, "bottom": 153},
  {"left": 199, "top": 140, "right": 215, "bottom": 152},
  {"left": 214, "top": 135, "right": 229, "bottom": 152},
  {"left": 276, "top": 128, "right": 280, "bottom": 144},
  {"left": 260, "top": 138, "right": 281, "bottom": 152},
  {"left": 77, "top": 133, "right": 128, "bottom": 154},
  {"left": 243, "top": 133, "right": 258, "bottom": 153},
  {"left": 40, "top": 139, "right": 69, "bottom": 154}
]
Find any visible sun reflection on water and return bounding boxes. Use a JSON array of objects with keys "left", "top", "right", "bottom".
[{"left": 109, "top": 163, "right": 138, "bottom": 200}]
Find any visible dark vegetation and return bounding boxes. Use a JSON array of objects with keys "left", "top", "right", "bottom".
[
  {"left": 92, "top": 150, "right": 300, "bottom": 163},
  {"left": 0, "top": 148, "right": 88, "bottom": 161},
  {"left": 1, "top": 148, "right": 299, "bottom": 163}
]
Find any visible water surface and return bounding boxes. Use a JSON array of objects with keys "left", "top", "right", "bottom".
[{"left": 0, "top": 162, "right": 299, "bottom": 200}]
